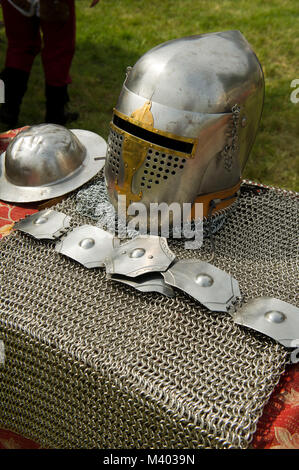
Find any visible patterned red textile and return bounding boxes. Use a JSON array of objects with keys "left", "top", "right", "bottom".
[
  {"left": 0, "top": 127, "right": 38, "bottom": 239},
  {"left": 0, "top": 200, "right": 37, "bottom": 238},
  {"left": 0, "top": 128, "right": 298, "bottom": 449},
  {"left": 0, "top": 126, "right": 29, "bottom": 154},
  {"left": 252, "top": 364, "right": 299, "bottom": 449}
]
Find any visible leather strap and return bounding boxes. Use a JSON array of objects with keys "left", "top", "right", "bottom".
[{"left": 191, "top": 180, "right": 242, "bottom": 219}]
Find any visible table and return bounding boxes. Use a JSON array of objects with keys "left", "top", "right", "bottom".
[{"left": 0, "top": 130, "right": 298, "bottom": 449}]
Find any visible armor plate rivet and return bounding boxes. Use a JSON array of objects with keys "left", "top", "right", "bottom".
[
  {"left": 264, "top": 310, "right": 286, "bottom": 324},
  {"left": 34, "top": 216, "right": 48, "bottom": 225},
  {"left": 195, "top": 273, "right": 214, "bottom": 287},
  {"left": 79, "top": 238, "right": 95, "bottom": 249},
  {"left": 130, "top": 248, "right": 146, "bottom": 258}
]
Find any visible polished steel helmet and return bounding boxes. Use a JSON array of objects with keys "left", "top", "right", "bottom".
[
  {"left": 105, "top": 30, "right": 264, "bottom": 222},
  {"left": 0, "top": 123, "right": 107, "bottom": 203}
]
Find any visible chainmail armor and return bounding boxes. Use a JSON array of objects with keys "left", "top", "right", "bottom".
[
  {"left": 0, "top": 176, "right": 298, "bottom": 449},
  {"left": 75, "top": 176, "right": 229, "bottom": 240}
]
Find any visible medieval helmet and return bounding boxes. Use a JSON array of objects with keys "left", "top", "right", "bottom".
[
  {"left": 0, "top": 123, "right": 107, "bottom": 203},
  {"left": 105, "top": 30, "right": 264, "bottom": 224}
]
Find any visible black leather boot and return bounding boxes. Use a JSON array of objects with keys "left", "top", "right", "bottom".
[
  {"left": 0, "top": 68, "right": 30, "bottom": 129},
  {"left": 45, "top": 84, "right": 79, "bottom": 125}
]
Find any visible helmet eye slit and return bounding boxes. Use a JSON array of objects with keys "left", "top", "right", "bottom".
[{"left": 113, "top": 114, "right": 193, "bottom": 155}]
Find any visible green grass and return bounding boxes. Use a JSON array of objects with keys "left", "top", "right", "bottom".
[{"left": 1, "top": 0, "right": 298, "bottom": 190}]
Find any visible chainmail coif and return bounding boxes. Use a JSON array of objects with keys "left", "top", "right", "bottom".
[{"left": 0, "top": 177, "right": 298, "bottom": 449}]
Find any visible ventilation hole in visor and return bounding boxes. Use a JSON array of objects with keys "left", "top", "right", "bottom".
[
  {"left": 107, "top": 132, "right": 122, "bottom": 176},
  {"left": 113, "top": 114, "right": 194, "bottom": 154},
  {"left": 137, "top": 148, "right": 188, "bottom": 192}
]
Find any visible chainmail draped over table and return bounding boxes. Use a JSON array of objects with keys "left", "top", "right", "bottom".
[{"left": 0, "top": 176, "right": 298, "bottom": 449}]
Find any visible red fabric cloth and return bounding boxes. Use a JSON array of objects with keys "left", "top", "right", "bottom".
[
  {"left": 0, "top": 429, "right": 41, "bottom": 449},
  {"left": 1, "top": 0, "right": 76, "bottom": 87},
  {"left": 0, "top": 199, "right": 37, "bottom": 237},
  {"left": 0, "top": 128, "right": 298, "bottom": 449},
  {"left": 0, "top": 126, "right": 29, "bottom": 153},
  {"left": 252, "top": 364, "right": 299, "bottom": 449},
  {"left": 0, "top": 128, "right": 38, "bottom": 237}
]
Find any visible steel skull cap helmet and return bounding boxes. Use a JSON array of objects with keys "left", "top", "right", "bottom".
[
  {"left": 105, "top": 30, "right": 264, "bottom": 223},
  {"left": 0, "top": 123, "right": 107, "bottom": 203}
]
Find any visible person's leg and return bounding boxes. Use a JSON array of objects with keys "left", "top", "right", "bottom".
[
  {"left": 2, "top": 0, "right": 41, "bottom": 73},
  {"left": 40, "top": 0, "right": 78, "bottom": 125},
  {"left": 0, "top": 0, "right": 41, "bottom": 128}
]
